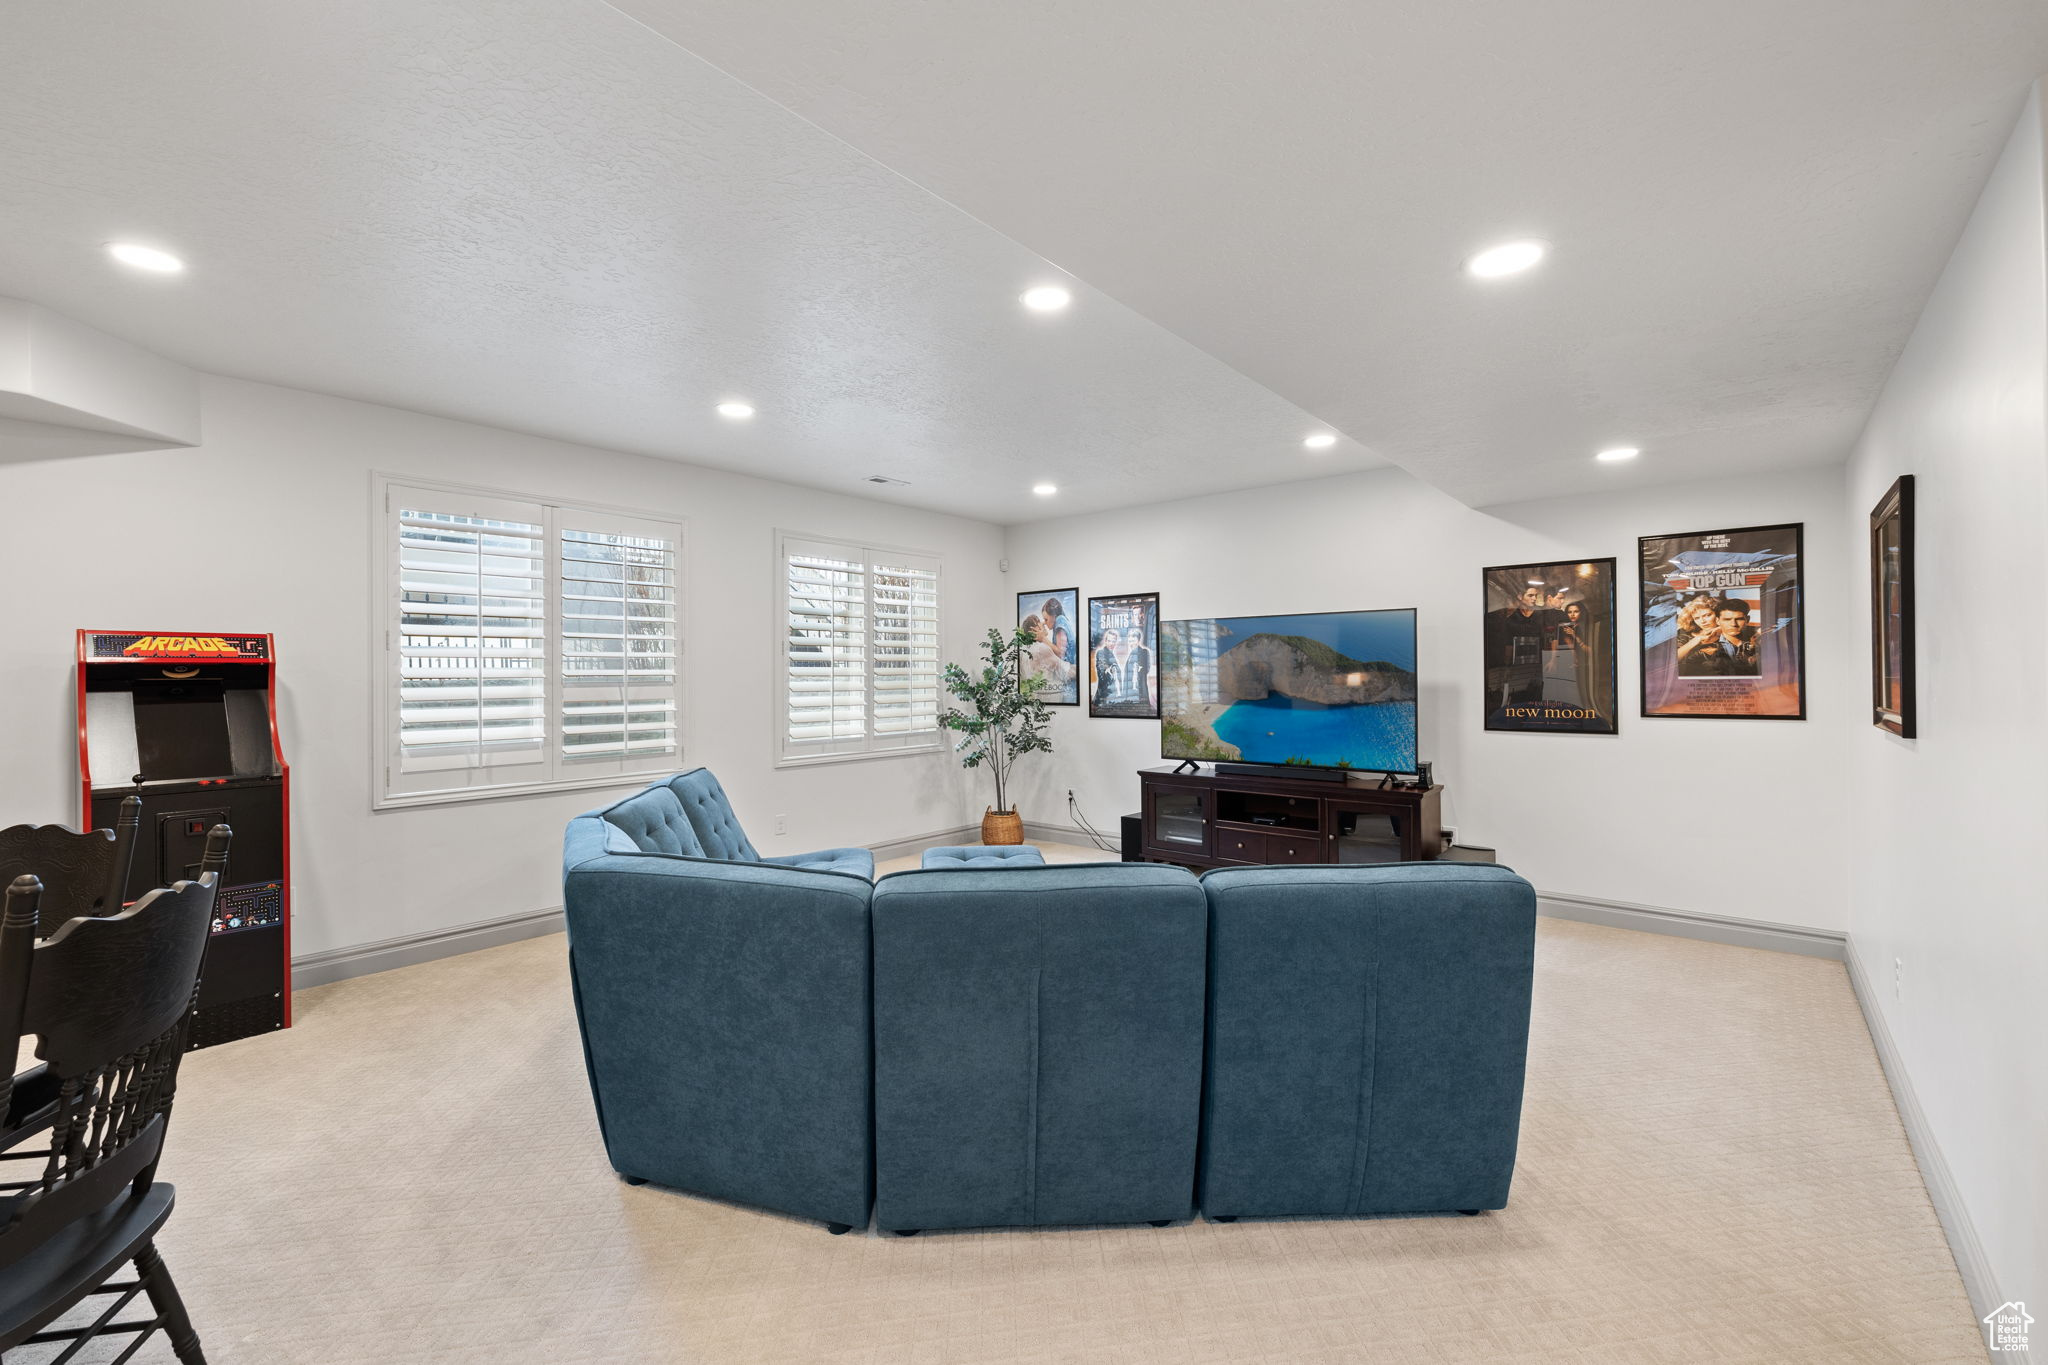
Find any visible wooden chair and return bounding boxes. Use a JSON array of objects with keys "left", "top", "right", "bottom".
[
  {"left": 5, "top": 821, "right": 226, "bottom": 1139},
  {"left": 0, "top": 794, "right": 144, "bottom": 921},
  {"left": 0, "top": 826, "right": 227, "bottom": 1363}
]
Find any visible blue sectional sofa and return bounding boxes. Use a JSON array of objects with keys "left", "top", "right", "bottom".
[
  {"left": 869, "top": 862, "right": 1209, "bottom": 1234},
  {"left": 561, "top": 772, "right": 875, "bottom": 1232},
  {"left": 561, "top": 773, "right": 1537, "bottom": 1236},
  {"left": 1197, "top": 863, "right": 1537, "bottom": 1221}
]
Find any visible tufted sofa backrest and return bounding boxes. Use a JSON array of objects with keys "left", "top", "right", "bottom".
[
  {"left": 595, "top": 783, "right": 706, "bottom": 858},
  {"left": 668, "top": 769, "right": 759, "bottom": 862}
]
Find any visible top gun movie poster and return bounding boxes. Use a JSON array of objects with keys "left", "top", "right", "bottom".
[
  {"left": 1482, "top": 558, "right": 1619, "bottom": 734},
  {"left": 1639, "top": 523, "right": 1805, "bottom": 719}
]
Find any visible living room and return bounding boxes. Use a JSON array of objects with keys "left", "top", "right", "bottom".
[{"left": 1, "top": 4, "right": 2043, "bottom": 1362}]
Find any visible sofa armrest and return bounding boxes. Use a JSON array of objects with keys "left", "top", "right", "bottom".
[
  {"left": 569, "top": 846, "right": 873, "bottom": 887},
  {"left": 762, "top": 847, "right": 875, "bottom": 880}
]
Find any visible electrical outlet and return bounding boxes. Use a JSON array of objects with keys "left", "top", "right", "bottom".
[
  {"left": 774, "top": 814, "right": 787, "bottom": 835},
  {"left": 1893, "top": 956, "right": 1903, "bottom": 1000}
]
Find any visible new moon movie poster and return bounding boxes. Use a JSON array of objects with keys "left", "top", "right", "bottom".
[
  {"left": 1639, "top": 523, "right": 1805, "bottom": 719},
  {"left": 1016, "top": 587, "right": 1080, "bottom": 705},
  {"left": 1087, "top": 593, "right": 1160, "bottom": 718},
  {"left": 1482, "top": 559, "right": 1619, "bottom": 734}
]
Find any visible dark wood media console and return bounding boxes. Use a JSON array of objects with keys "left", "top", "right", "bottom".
[{"left": 1136, "top": 766, "right": 1443, "bottom": 870}]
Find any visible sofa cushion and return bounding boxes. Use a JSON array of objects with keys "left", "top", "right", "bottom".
[
  {"left": 763, "top": 847, "right": 875, "bottom": 880},
  {"left": 668, "top": 769, "right": 759, "bottom": 861},
  {"left": 563, "top": 852, "right": 873, "bottom": 1229},
  {"left": 919, "top": 845, "right": 1047, "bottom": 869},
  {"left": 1197, "top": 863, "right": 1536, "bottom": 1219},
  {"left": 870, "top": 863, "right": 1207, "bottom": 1231},
  {"left": 596, "top": 784, "right": 705, "bottom": 857}
]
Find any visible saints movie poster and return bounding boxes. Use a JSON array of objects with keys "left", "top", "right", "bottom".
[
  {"left": 1016, "top": 587, "right": 1080, "bottom": 706},
  {"left": 1087, "top": 593, "right": 1160, "bottom": 718},
  {"left": 1482, "top": 559, "right": 1618, "bottom": 734},
  {"left": 1639, "top": 523, "right": 1804, "bottom": 719}
]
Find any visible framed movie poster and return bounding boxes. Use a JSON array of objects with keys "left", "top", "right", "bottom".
[
  {"left": 1481, "top": 559, "right": 1618, "bottom": 734},
  {"left": 1870, "top": 476, "right": 1915, "bottom": 737},
  {"left": 1639, "top": 523, "right": 1805, "bottom": 719},
  {"left": 1087, "top": 593, "right": 1160, "bottom": 718},
  {"left": 1016, "top": 587, "right": 1080, "bottom": 705}
]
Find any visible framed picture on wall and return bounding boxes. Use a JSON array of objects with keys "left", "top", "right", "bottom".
[
  {"left": 1638, "top": 523, "right": 1805, "bottom": 719},
  {"left": 1016, "top": 587, "right": 1080, "bottom": 705},
  {"left": 1870, "top": 476, "right": 1915, "bottom": 737},
  {"left": 1481, "top": 559, "right": 1619, "bottom": 734},
  {"left": 1087, "top": 592, "right": 1161, "bottom": 718}
]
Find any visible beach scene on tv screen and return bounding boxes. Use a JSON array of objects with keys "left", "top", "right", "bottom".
[{"left": 1160, "top": 611, "right": 1418, "bottom": 771}]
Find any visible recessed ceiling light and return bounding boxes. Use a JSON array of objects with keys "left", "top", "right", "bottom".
[
  {"left": 1032, "top": 482, "right": 1058, "bottom": 496},
  {"left": 1595, "top": 445, "right": 1641, "bottom": 463},
  {"left": 1303, "top": 432, "right": 1338, "bottom": 450},
  {"left": 106, "top": 242, "right": 185, "bottom": 274},
  {"left": 1527, "top": 579, "right": 1547, "bottom": 586},
  {"left": 1020, "top": 285, "right": 1072, "bottom": 313},
  {"left": 715, "top": 401, "right": 755, "bottom": 420},
  {"left": 1464, "top": 239, "right": 1547, "bottom": 279}
]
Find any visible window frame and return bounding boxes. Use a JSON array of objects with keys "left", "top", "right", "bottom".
[
  {"left": 773, "top": 529, "right": 945, "bottom": 769},
  {"left": 371, "top": 472, "right": 688, "bottom": 810}
]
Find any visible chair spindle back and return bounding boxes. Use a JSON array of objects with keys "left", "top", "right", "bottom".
[
  {"left": 0, "top": 826, "right": 225, "bottom": 1272},
  {"left": 0, "top": 794, "right": 145, "bottom": 919}
]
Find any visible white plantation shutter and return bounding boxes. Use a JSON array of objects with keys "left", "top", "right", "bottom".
[
  {"left": 394, "top": 498, "right": 548, "bottom": 783},
  {"left": 869, "top": 554, "right": 941, "bottom": 748},
  {"left": 381, "top": 479, "right": 684, "bottom": 805},
  {"left": 783, "top": 541, "right": 869, "bottom": 753},
  {"left": 780, "top": 534, "right": 942, "bottom": 761},
  {"left": 559, "top": 515, "right": 680, "bottom": 774}
]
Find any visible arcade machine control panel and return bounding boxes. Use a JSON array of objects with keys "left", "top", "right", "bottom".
[{"left": 78, "top": 631, "right": 291, "bottom": 1049}]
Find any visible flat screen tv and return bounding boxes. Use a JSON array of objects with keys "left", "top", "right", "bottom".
[{"left": 1159, "top": 608, "right": 1418, "bottom": 774}]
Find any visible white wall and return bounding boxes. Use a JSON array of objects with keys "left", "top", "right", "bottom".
[
  {"left": 0, "top": 374, "right": 1006, "bottom": 957},
  {"left": 1842, "top": 84, "right": 2047, "bottom": 1316},
  {"left": 1003, "top": 461, "right": 1853, "bottom": 931}
]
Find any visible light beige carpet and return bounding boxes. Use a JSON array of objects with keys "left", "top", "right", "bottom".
[{"left": 23, "top": 848, "right": 1984, "bottom": 1364}]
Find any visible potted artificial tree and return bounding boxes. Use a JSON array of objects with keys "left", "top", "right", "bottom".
[{"left": 939, "top": 626, "right": 1054, "bottom": 845}]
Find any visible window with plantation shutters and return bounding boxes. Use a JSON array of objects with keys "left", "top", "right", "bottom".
[
  {"left": 378, "top": 477, "right": 684, "bottom": 806},
  {"left": 869, "top": 555, "right": 941, "bottom": 745},
  {"left": 394, "top": 499, "right": 548, "bottom": 781},
  {"left": 558, "top": 517, "right": 679, "bottom": 773},
  {"left": 779, "top": 534, "right": 942, "bottom": 762}
]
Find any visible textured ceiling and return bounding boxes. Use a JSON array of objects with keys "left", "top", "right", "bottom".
[
  {"left": 0, "top": 1, "right": 1370, "bottom": 522},
  {"left": 613, "top": 0, "right": 2048, "bottom": 507},
  {"left": 8, "top": 3, "right": 2046, "bottom": 517}
]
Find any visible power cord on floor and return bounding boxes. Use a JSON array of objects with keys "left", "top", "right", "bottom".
[{"left": 1066, "top": 790, "right": 1123, "bottom": 854}]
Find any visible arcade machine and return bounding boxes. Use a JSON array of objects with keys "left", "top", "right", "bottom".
[{"left": 77, "top": 630, "right": 290, "bottom": 1049}]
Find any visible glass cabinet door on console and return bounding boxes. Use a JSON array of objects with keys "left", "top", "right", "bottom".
[
  {"left": 1329, "top": 806, "right": 1405, "bottom": 863},
  {"left": 1146, "top": 787, "right": 1209, "bottom": 856}
]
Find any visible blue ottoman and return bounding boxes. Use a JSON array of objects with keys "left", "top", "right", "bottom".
[{"left": 919, "top": 845, "right": 1046, "bottom": 869}]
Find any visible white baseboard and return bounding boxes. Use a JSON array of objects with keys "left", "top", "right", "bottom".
[
  {"left": 1020, "top": 818, "right": 1122, "bottom": 854},
  {"left": 1843, "top": 942, "right": 2002, "bottom": 1329},
  {"left": 1536, "top": 890, "right": 1847, "bottom": 961},
  {"left": 292, "top": 905, "right": 565, "bottom": 991},
  {"left": 866, "top": 823, "right": 980, "bottom": 863}
]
